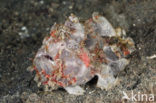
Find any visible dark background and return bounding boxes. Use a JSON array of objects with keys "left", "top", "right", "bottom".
[{"left": 0, "top": 0, "right": 156, "bottom": 102}]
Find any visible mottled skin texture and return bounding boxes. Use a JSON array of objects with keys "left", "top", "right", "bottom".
[{"left": 32, "top": 12, "right": 135, "bottom": 95}]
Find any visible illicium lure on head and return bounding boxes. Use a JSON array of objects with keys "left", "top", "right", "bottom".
[{"left": 30, "top": 12, "right": 135, "bottom": 95}]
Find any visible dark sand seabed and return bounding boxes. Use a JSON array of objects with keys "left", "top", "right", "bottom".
[{"left": 0, "top": 0, "right": 156, "bottom": 103}]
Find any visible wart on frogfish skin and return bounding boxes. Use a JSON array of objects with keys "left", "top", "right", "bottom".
[{"left": 30, "top": 12, "right": 135, "bottom": 95}]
